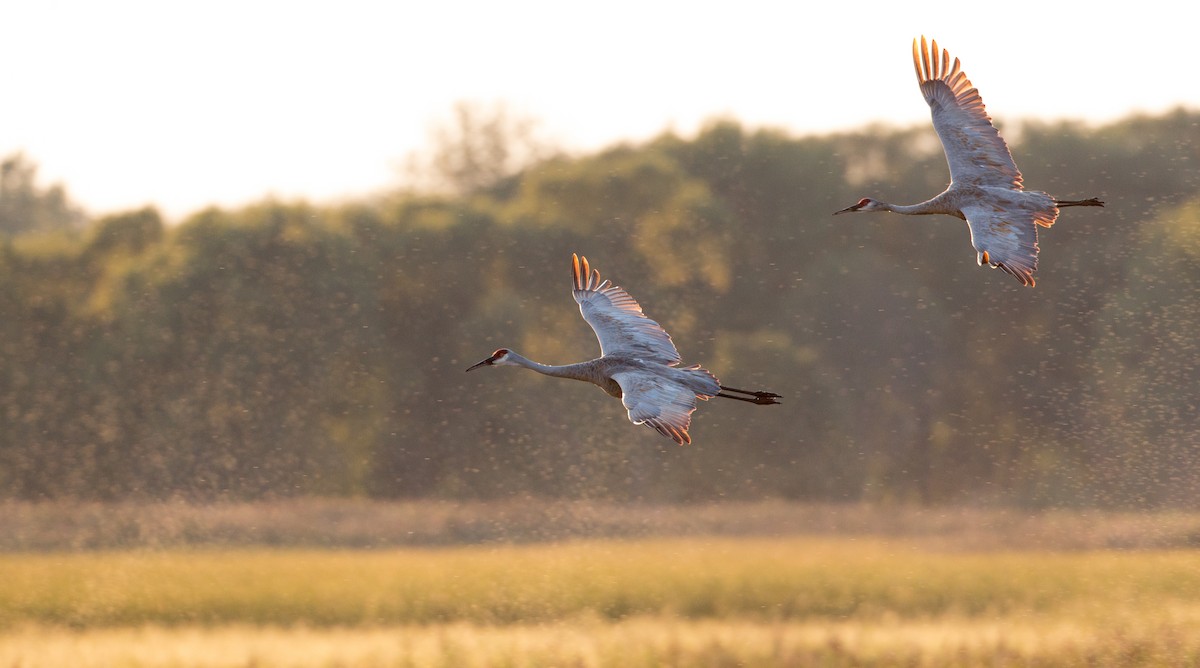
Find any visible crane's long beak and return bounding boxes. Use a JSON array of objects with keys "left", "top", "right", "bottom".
[
  {"left": 833, "top": 204, "right": 861, "bottom": 215},
  {"left": 465, "top": 358, "right": 492, "bottom": 372}
]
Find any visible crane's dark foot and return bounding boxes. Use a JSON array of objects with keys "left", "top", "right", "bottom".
[
  {"left": 1055, "top": 197, "right": 1104, "bottom": 207},
  {"left": 718, "top": 385, "right": 782, "bottom": 405}
]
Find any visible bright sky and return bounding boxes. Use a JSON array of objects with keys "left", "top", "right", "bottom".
[{"left": 2, "top": 1, "right": 1195, "bottom": 219}]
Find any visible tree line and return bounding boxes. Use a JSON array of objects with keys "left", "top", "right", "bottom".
[{"left": 1, "top": 109, "right": 1198, "bottom": 507}]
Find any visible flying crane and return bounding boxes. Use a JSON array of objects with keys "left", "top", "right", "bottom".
[
  {"left": 835, "top": 36, "right": 1104, "bottom": 286},
  {"left": 466, "top": 254, "right": 780, "bottom": 444}
]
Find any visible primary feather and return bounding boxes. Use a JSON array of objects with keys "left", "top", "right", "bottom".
[
  {"left": 915, "top": 36, "right": 1022, "bottom": 189},
  {"left": 572, "top": 253, "right": 682, "bottom": 364}
]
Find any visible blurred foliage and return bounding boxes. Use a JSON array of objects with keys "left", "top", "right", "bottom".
[
  {"left": 1, "top": 110, "right": 1199, "bottom": 506},
  {"left": 0, "top": 152, "right": 86, "bottom": 237},
  {"left": 402, "top": 100, "right": 559, "bottom": 194}
]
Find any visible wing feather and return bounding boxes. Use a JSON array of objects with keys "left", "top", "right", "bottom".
[
  {"left": 611, "top": 369, "right": 700, "bottom": 445},
  {"left": 961, "top": 204, "right": 1049, "bottom": 287},
  {"left": 571, "top": 254, "right": 682, "bottom": 364},
  {"left": 914, "top": 36, "right": 1022, "bottom": 189}
]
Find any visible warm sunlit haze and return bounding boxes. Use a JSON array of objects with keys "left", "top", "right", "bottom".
[
  {"left": 5, "top": 4, "right": 1200, "bottom": 664},
  {"left": 2, "top": 0, "right": 1195, "bottom": 219}
]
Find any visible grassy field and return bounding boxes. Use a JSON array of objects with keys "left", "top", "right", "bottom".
[
  {"left": 4, "top": 501, "right": 1200, "bottom": 666},
  {"left": 5, "top": 498, "right": 1200, "bottom": 551},
  {"left": 4, "top": 534, "right": 1200, "bottom": 666},
  {"left": 6, "top": 537, "right": 1200, "bottom": 626},
  {"left": 4, "top": 616, "right": 1200, "bottom": 667}
]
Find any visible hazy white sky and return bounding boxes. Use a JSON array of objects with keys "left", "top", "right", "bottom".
[{"left": 2, "top": 1, "right": 1195, "bottom": 219}]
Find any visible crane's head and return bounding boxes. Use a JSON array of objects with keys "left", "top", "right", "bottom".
[
  {"left": 465, "top": 348, "right": 514, "bottom": 372},
  {"left": 834, "top": 198, "right": 887, "bottom": 215}
]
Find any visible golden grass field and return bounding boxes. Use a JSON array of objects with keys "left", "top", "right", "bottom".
[{"left": 3, "top": 501, "right": 1200, "bottom": 666}]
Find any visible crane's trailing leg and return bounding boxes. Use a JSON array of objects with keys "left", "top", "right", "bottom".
[
  {"left": 1055, "top": 198, "right": 1105, "bottom": 208},
  {"left": 717, "top": 385, "right": 782, "bottom": 405}
]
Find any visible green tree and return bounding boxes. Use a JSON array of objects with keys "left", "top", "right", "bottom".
[
  {"left": 1083, "top": 197, "right": 1200, "bottom": 507},
  {"left": 2, "top": 111, "right": 1199, "bottom": 507},
  {"left": 0, "top": 152, "right": 87, "bottom": 237}
]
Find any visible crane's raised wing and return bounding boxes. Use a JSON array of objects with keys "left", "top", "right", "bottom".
[
  {"left": 961, "top": 203, "right": 1054, "bottom": 287},
  {"left": 611, "top": 369, "right": 703, "bottom": 445},
  {"left": 572, "top": 254, "right": 682, "bottom": 365},
  {"left": 915, "top": 36, "right": 1022, "bottom": 189}
]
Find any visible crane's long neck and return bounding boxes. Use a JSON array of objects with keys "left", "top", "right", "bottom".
[
  {"left": 505, "top": 352, "right": 597, "bottom": 383},
  {"left": 882, "top": 200, "right": 944, "bottom": 216}
]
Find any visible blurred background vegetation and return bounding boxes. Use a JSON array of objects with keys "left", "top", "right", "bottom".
[{"left": 1, "top": 107, "right": 1197, "bottom": 508}]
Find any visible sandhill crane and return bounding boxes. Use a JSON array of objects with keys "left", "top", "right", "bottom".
[
  {"left": 835, "top": 36, "right": 1104, "bottom": 287},
  {"left": 466, "top": 254, "right": 780, "bottom": 445}
]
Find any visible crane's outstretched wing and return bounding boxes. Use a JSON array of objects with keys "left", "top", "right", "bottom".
[
  {"left": 961, "top": 204, "right": 1052, "bottom": 287},
  {"left": 611, "top": 369, "right": 704, "bottom": 445},
  {"left": 915, "top": 36, "right": 1022, "bottom": 189},
  {"left": 572, "top": 254, "right": 682, "bottom": 365}
]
